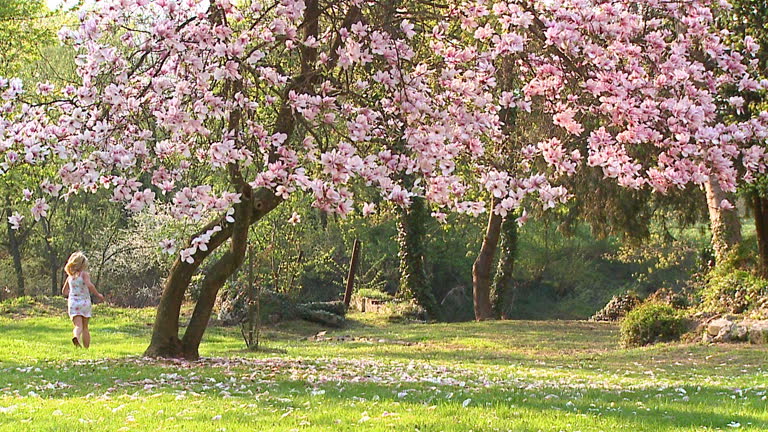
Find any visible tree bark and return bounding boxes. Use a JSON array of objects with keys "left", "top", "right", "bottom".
[
  {"left": 144, "top": 216, "right": 235, "bottom": 358},
  {"left": 397, "top": 196, "right": 437, "bottom": 317},
  {"left": 751, "top": 191, "right": 768, "bottom": 278},
  {"left": 5, "top": 206, "right": 25, "bottom": 297},
  {"left": 343, "top": 239, "right": 361, "bottom": 307},
  {"left": 144, "top": 187, "right": 281, "bottom": 358},
  {"left": 491, "top": 213, "right": 518, "bottom": 318},
  {"left": 704, "top": 175, "right": 742, "bottom": 264},
  {"left": 181, "top": 187, "right": 252, "bottom": 360},
  {"left": 473, "top": 200, "right": 502, "bottom": 321},
  {"left": 41, "top": 218, "right": 59, "bottom": 297}
]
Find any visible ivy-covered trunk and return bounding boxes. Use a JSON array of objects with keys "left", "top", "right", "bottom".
[
  {"left": 704, "top": 175, "right": 742, "bottom": 264},
  {"left": 397, "top": 196, "right": 437, "bottom": 317},
  {"left": 492, "top": 214, "right": 519, "bottom": 318}
]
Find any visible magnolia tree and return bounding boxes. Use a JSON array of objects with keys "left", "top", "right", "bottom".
[
  {"left": 0, "top": 0, "right": 498, "bottom": 358},
  {"left": 432, "top": 0, "right": 768, "bottom": 319},
  {"left": 1, "top": 0, "right": 767, "bottom": 356}
]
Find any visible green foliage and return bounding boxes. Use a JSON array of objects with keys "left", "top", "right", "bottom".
[
  {"left": 701, "top": 265, "right": 768, "bottom": 315},
  {"left": 385, "top": 299, "right": 428, "bottom": 323},
  {"left": 620, "top": 302, "right": 685, "bottom": 347},
  {"left": 0, "top": 0, "right": 56, "bottom": 76},
  {"left": 353, "top": 288, "right": 392, "bottom": 301}
]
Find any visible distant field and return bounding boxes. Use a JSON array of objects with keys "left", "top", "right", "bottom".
[{"left": 0, "top": 297, "right": 766, "bottom": 431}]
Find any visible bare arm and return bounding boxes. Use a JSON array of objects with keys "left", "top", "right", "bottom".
[
  {"left": 82, "top": 272, "right": 105, "bottom": 302},
  {"left": 61, "top": 277, "right": 69, "bottom": 297}
]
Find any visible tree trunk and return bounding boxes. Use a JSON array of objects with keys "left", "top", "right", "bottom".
[
  {"left": 144, "top": 188, "right": 281, "bottom": 358},
  {"left": 343, "top": 239, "right": 361, "bottom": 307},
  {"left": 491, "top": 213, "right": 518, "bottom": 318},
  {"left": 181, "top": 189, "right": 252, "bottom": 360},
  {"left": 751, "top": 191, "right": 768, "bottom": 278},
  {"left": 397, "top": 196, "right": 437, "bottom": 317},
  {"left": 41, "top": 219, "right": 58, "bottom": 297},
  {"left": 5, "top": 206, "right": 25, "bottom": 297},
  {"left": 704, "top": 175, "right": 742, "bottom": 264},
  {"left": 473, "top": 200, "right": 502, "bottom": 321}
]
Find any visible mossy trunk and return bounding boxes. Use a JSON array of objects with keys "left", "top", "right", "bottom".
[
  {"left": 473, "top": 200, "right": 501, "bottom": 321},
  {"left": 491, "top": 214, "right": 518, "bottom": 318},
  {"left": 704, "top": 175, "right": 742, "bottom": 264},
  {"left": 397, "top": 196, "right": 437, "bottom": 317}
]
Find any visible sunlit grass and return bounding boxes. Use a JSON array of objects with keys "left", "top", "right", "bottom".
[{"left": 0, "top": 297, "right": 766, "bottom": 431}]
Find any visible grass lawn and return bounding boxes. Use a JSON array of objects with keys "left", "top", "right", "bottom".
[{"left": 0, "top": 297, "right": 766, "bottom": 431}]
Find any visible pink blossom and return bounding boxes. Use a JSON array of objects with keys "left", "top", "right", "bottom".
[
  {"left": 719, "top": 199, "right": 735, "bottom": 210},
  {"left": 159, "top": 239, "right": 176, "bottom": 255},
  {"left": 8, "top": 212, "right": 23, "bottom": 230},
  {"left": 362, "top": 202, "right": 376, "bottom": 216},
  {"left": 31, "top": 198, "right": 49, "bottom": 221}
]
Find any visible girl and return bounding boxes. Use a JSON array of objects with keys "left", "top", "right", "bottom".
[{"left": 61, "top": 252, "right": 105, "bottom": 348}]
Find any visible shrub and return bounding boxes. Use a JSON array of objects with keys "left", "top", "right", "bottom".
[
  {"left": 387, "top": 300, "right": 428, "bottom": 323},
  {"left": 590, "top": 292, "right": 641, "bottom": 322},
  {"left": 354, "top": 288, "right": 393, "bottom": 301},
  {"left": 701, "top": 268, "right": 768, "bottom": 314},
  {"left": 645, "top": 287, "right": 691, "bottom": 310},
  {"left": 619, "top": 302, "right": 684, "bottom": 347}
]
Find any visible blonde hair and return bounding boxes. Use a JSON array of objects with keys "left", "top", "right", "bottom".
[{"left": 65, "top": 252, "right": 88, "bottom": 276}]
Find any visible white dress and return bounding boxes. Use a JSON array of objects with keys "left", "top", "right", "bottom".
[{"left": 67, "top": 275, "right": 92, "bottom": 319}]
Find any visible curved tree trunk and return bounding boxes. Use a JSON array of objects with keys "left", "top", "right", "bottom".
[
  {"left": 5, "top": 206, "right": 25, "bottom": 297},
  {"left": 473, "top": 200, "right": 501, "bottom": 321},
  {"left": 144, "top": 187, "right": 282, "bottom": 358},
  {"left": 41, "top": 218, "right": 59, "bottom": 297},
  {"left": 397, "top": 196, "right": 437, "bottom": 317},
  {"left": 181, "top": 187, "right": 252, "bottom": 360},
  {"left": 704, "top": 175, "right": 742, "bottom": 264},
  {"left": 750, "top": 191, "right": 768, "bottom": 278},
  {"left": 144, "top": 218, "right": 237, "bottom": 358},
  {"left": 491, "top": 213, "right": 518, "bottom": 319}
]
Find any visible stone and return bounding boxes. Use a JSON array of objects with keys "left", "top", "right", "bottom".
[
  {"left": 730, "top": 321, "right": 750, "bottom": 342},
  {"left": 748, "top": 321, "right": 768, "bottom": 344},
  {"left": 707, "top": 318, "right": 733, "bottom": 337}
]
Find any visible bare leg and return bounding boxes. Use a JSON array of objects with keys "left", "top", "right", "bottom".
[
  {"left": 82, "top": 317, "right": 91, "bottom": 349},
  {"left": 72, "top": 316, "right": 83, "bottom": 347}
]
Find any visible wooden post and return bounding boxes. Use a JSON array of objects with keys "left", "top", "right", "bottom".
[{"left": 343, "top": 239, "right": 361, "bottom": 307}]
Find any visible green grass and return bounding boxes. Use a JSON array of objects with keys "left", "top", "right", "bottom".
[{"left": 0, "top": 297, "right": 766, "bottom": 431}]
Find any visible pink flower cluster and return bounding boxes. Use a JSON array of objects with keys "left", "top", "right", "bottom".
[{"left": 0, "top": 0, "right": 766, "bottom": 261}]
